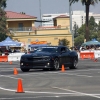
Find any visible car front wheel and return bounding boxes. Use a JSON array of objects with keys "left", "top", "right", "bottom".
[
  {"left": 70, "top": 58, "right": 78, "bottom": 69},
  {"left": 53, "top": 58, "right": 59, "bottom": 70}
]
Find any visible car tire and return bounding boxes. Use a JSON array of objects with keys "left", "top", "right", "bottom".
[
  {"left": 53, "top": 58, "right": 59, "bottom": 70},
  {"left": 70, "top": 58, "right": 78, "bottom": 69},
  {"left": 21, "top": 68, "right": 30, "bottom": 72}
]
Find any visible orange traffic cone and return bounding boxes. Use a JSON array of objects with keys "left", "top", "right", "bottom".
[
  {"left": 9, "top": 61, "right": 12, "bottom": 64},
  {"left": 14, "top": 68, "right": 18, "bottom": 75},
  {"left": 61, "top": 64, "right": 65, "bottom": 72},
  {"left": 16, "top": 79, "right": 24, "bottom": 93}
]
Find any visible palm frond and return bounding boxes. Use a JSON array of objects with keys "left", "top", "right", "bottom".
[
  {"left": 81, "top": 0, "right": 99, "bottom": 5},
  {"left": 69, "top": 0, "right": 79, "bottom": 5}
]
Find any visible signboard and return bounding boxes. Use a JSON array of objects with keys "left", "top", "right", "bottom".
[{"left": 30, "top": 41, "right": 47, "bottom": 45}]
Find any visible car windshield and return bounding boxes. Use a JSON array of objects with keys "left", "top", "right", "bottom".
[{"left": 31, "top": 47, "right": 58, "bottom": 53}]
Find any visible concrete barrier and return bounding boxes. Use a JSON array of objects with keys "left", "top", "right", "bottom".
[{"left": 8, "top": 53, "right": 25, "bottom": 61}]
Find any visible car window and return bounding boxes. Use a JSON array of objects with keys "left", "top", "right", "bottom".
[
  {"left": 31, "top": 47, "right": 58, "bottom": 53},
  {"left": 61, "top": 47, "right": 66, "bottom": 53},
  {"left": 60, "top": 47, "right": 70, "bottom": 53},
  {"left": 30, "top": 51, "right": 35, "bottom": 53},
  {"left": 66, "top": 47, "right": 70, "bottom": 52}
]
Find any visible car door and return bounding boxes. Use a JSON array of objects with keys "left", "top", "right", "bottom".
[
  {"left": 59, "top": 47, "right": 67, "bottom": 65},
  {"left": 64, "top": 47, "right": 71, "bottom": 65}
]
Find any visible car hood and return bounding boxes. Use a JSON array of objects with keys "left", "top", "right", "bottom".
[{"left": 22, "top": 52, "right": 54, "bottom": 57}]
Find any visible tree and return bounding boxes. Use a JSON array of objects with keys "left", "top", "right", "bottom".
[
  {"left": 73, "top": 22, "right": 79, "bottom": 38},
  {"left": 0, "top": 0, "right": 8, "bottom": 41},
  {"left": 89, "top": 16, "right": 98, "bottom": 39},
  {"left": 96, "top": 21, "right": 100, "bottom": 41},
  {"left": 0, "top": 0, "right": 6, "bottom": 8},
  {"left": 58, "top": 38, "right": 70, "bottom": 47},
  {"left": 74, "top": 35, "right": 84, "bottom": 46},
  {"left": 69, "top": 0, "right": 100, "bottom": 42},
  {"left": 74, "top": 16, "right": 98, "bottom": 46}
]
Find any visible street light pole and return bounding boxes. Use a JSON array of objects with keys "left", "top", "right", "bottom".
[
  {"left": 69, "top": 0, "right": 74, "bottom": 48},
  {"left": 69, "top": 0, "right": 72, "bottom": 33},
  {"left": 39, "top": 0, "right": 42, "bottom": 26}
]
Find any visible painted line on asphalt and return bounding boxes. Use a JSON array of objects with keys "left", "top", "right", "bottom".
[
  {"left": 0, "top": 75, "right": 23, "bottom": 80},
  {"left": 53, "top": 87, "right": 100, "bottom": 99},
  {"left": 0, "top": 69, "right": 15, "bottom": 71},
  {"left": 0, "top": 87, "right": 15, "bottom": 92},
  {"left": 74, "top": 74, "right": 93, "bottom": 77},
  {"left": 1, "top": 87, "right": 100, "bottom": 99},
  {"left": 0, "top": 86, "right": 76, "bottom": 95},
  {"left": 0, "top": 95, "right": 78, "bottom": 100}
]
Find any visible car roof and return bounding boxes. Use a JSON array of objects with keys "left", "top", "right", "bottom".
[{"left": 41, "top": 45, "right": 66, "bottom": 47}]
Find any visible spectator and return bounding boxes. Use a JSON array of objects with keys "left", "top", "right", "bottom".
[
  {"left": 0, "top": 49, "right": 2, "bottom": 55},
  {"left": 80, "top": 46, "right": 85, "bottom": 51},
  {"left": 5, "top": 49, "right": 9, "bottom": 55},
  {"left": 24, "top": 49, "right": 27, "bottom": 54},
  {"left": 8, "top": 49, "right": 12, "bottom": 53},
  {"left": 28, "top": 49, "right": 30, "bottom": 54}
]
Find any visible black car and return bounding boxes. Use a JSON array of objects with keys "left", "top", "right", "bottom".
[{"left": 20, "top": 46, "right": 78, "bottom": 72}]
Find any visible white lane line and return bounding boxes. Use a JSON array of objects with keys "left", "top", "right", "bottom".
[
  {"left": 0, "top": 87, "right": 76, "bottom": 95},
  {"left": 25, "top": 91, "right": 75, "bottom": 94},
  {"left": 53, "top": 87, "right": 100, "bottom": 99},
  {"left": 0, "top": 69, "right": 14, "bottom": 71},
  {"left": 1, "top": 86, "right": 100, "bottom": 99},
  {"left": 0, "top": 94, "right": 84, "bottom": 100},
  {"left": 0, "top": 95, "right": 75, "bottom": 100},
  {"left": 72, "top": 74, "right": 93, "bottom": 77},
  {"left": 0, "top": 87, "right": 15, "bottom": 91},
  {"left": 0, "top": 75, "right": 23, "bottom": 80},
  {"left": 0, "top": 98, "right": 13, "bottom": 100}
]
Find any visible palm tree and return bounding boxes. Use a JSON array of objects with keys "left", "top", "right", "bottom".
[
  {"left": 0, "top": 0, "right": 8, "bottom": 41},
  {"left": 69, "top": 0, "right": 100, "bottom": 42},
  {"left": 0, "top": 0, "right": 7, "bottom": 8}
]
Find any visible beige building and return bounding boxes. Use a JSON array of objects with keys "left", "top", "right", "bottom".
[{"left": 6, "top": 11, "right": 72, "bottom": 47}]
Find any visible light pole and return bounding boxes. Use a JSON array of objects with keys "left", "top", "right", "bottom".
[
  {"left": 69, "top": 0, "right": 72, "bottom": 33},
  {"left": 69, "top": 0, "right": 74, "bottom": 48},
  {"left": 39, "top": 0, "right": 42, "bottom": 26}
]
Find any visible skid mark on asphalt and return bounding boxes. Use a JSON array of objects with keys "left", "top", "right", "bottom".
[
  {"left": 0, "top": 95, "right": 87, "bottom": 100},
  {"left": 53, "top": 87, "right": 100, "bottom": 99},
  {"left": 0, "top": 96, "right": 61, "bottom": 100},
  {"left": 12, "top": 71, "right": 93, "bottom": 78}
]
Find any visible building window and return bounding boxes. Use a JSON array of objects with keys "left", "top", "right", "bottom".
[{"left": 18, "top": 23, "right": 23, "bottom": 31}]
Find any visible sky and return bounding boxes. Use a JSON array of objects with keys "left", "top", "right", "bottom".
[{"left": 5, "top": 0, "right": 100, "bottom": 20}]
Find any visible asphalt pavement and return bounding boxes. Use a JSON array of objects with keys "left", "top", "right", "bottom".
[{"left": 0, "top": 59, "right": 100, "bottom": 100}]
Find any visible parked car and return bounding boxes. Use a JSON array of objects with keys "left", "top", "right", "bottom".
[{"left": 20, "top": 46, "right": 78, "bottom": 72}]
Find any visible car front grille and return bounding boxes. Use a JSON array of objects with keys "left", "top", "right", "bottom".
[{"left": 27, "top": 57, "right": 50, "bottom": 61}]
